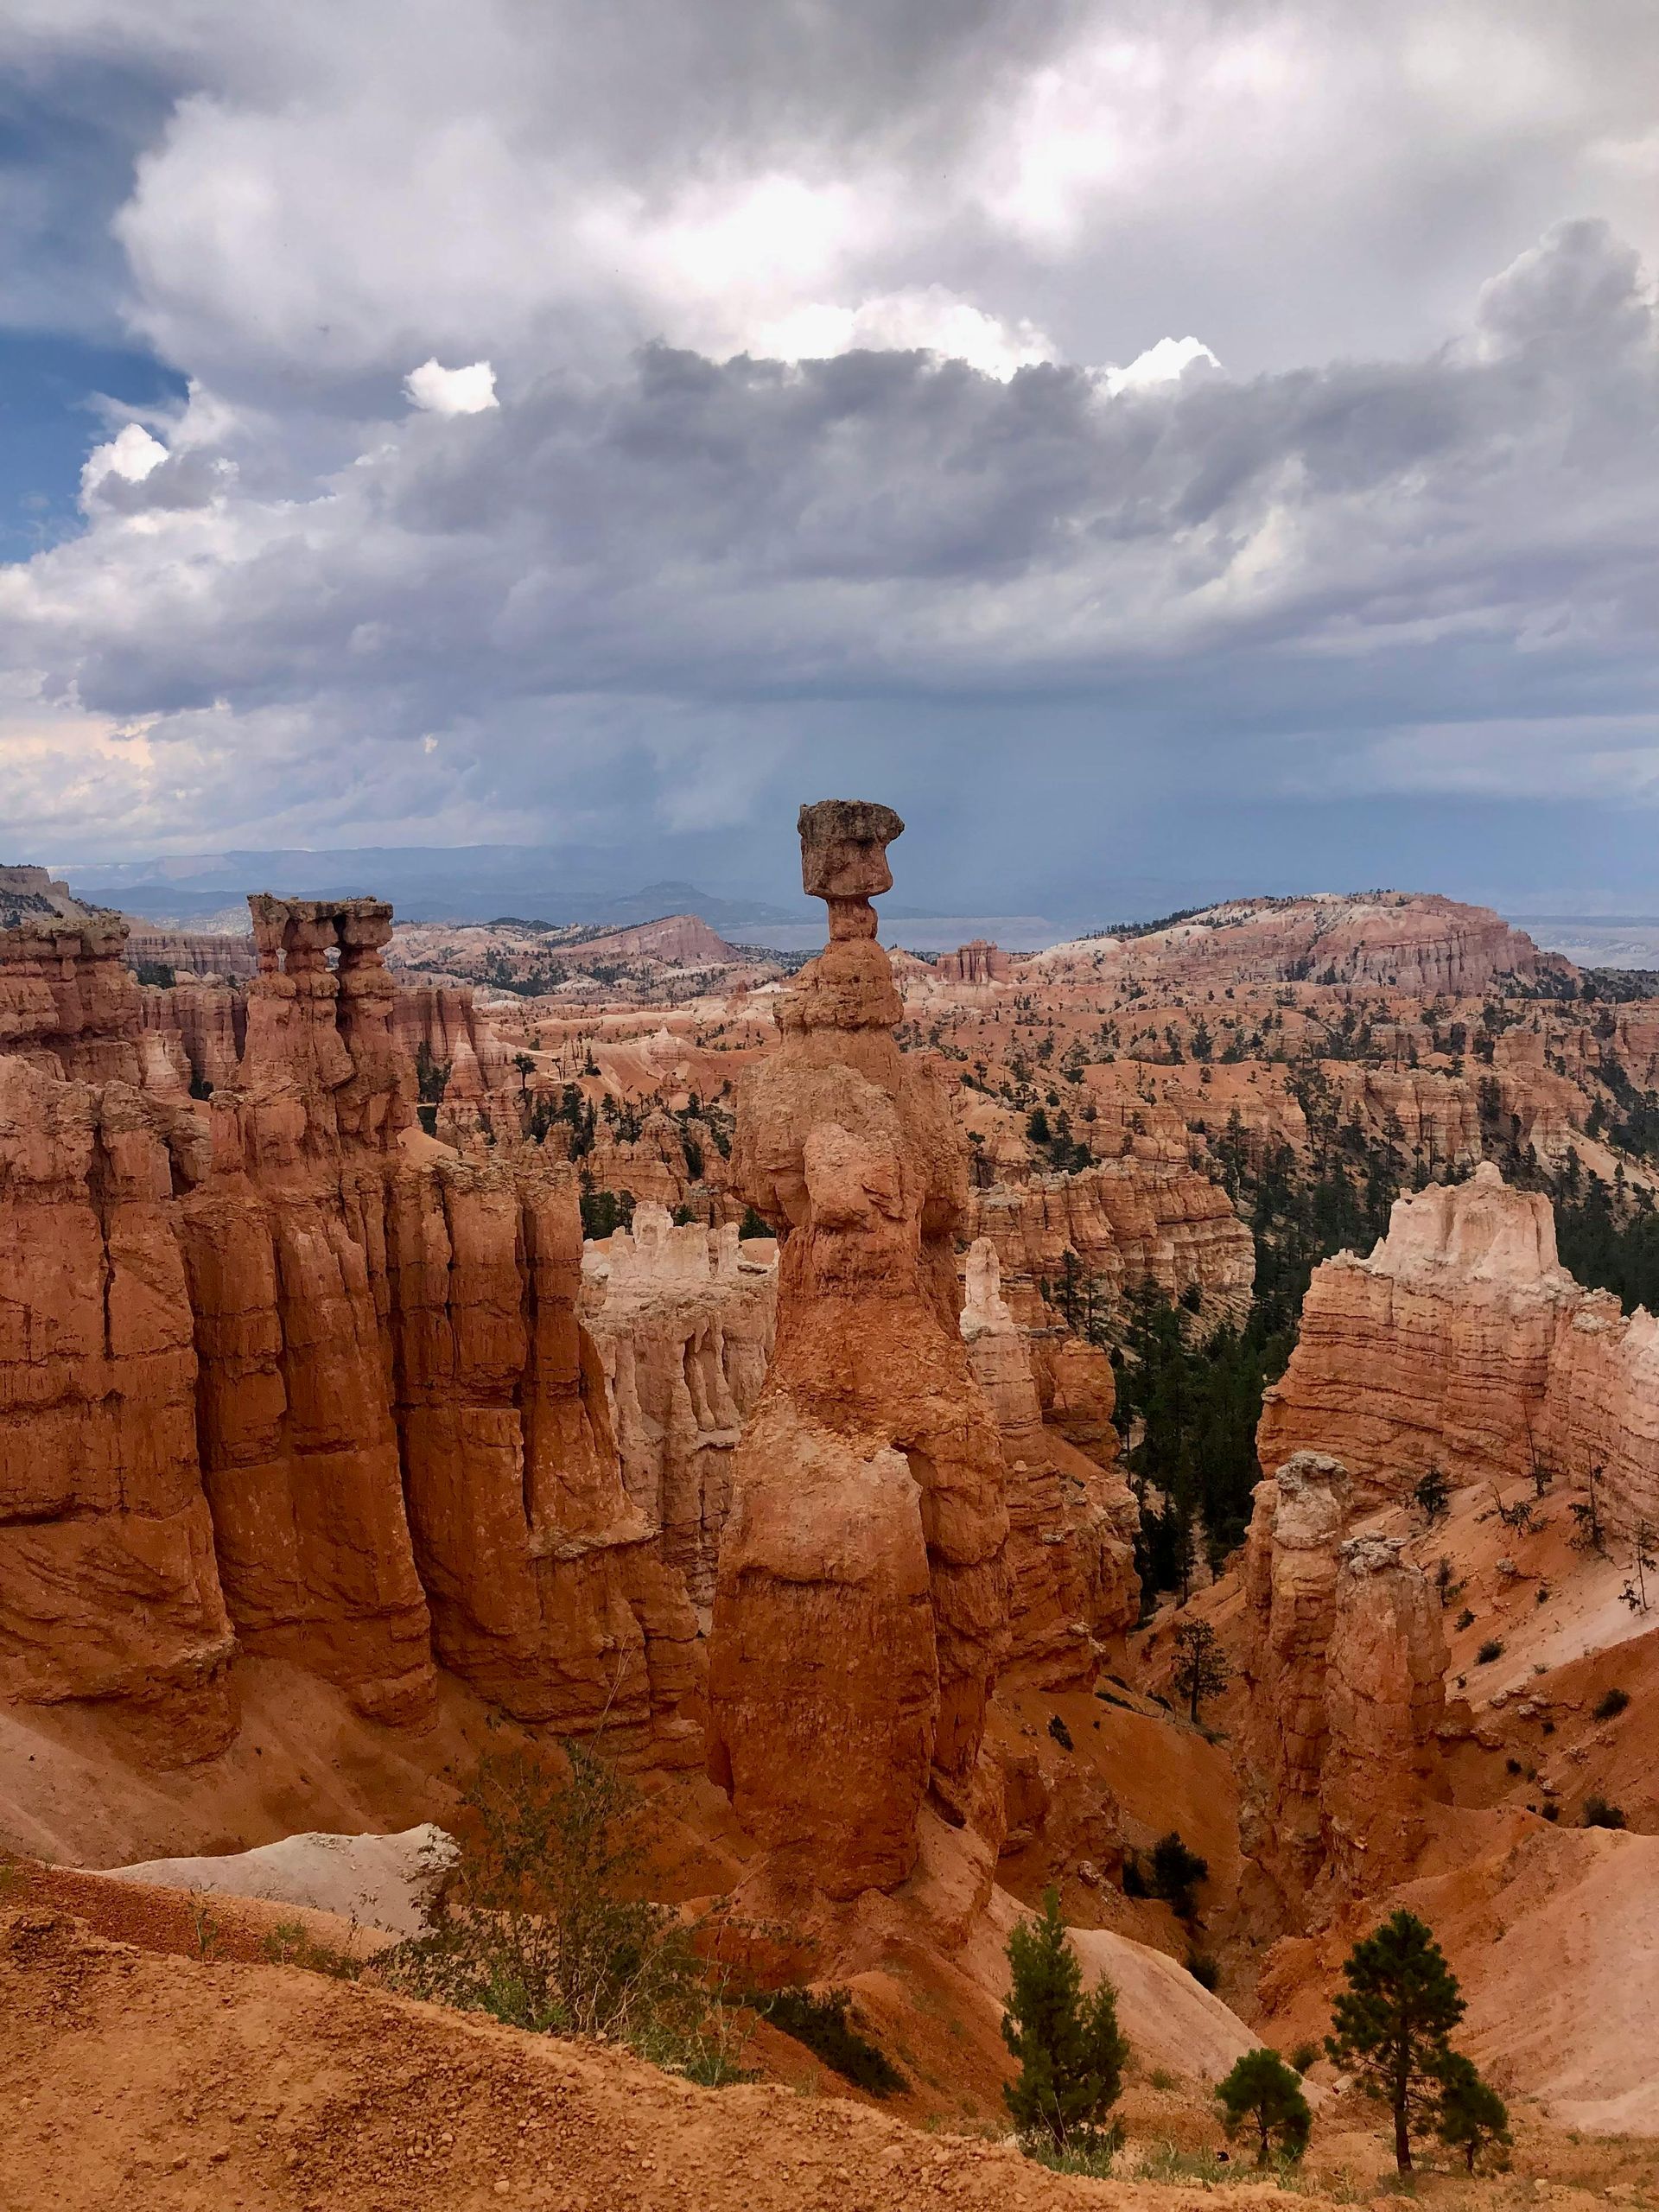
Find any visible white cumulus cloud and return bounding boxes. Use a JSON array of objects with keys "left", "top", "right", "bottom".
[{"left": 405, "top": 359, "right": 499, "bottom": 415}]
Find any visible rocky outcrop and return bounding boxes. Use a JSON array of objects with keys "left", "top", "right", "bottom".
[
  {"left": 1259, "top": 1162, "right": 1659, "bottom": 1531},
  {"left": 967, "top": 1157, "right": 1254, "bottom": 1332},
  {"left": 707, "top": 802, "right": 1011, "bottom": 1897},
  {"left": 1039, "top": 893, "right": 1554, "bottom": 995},
  {"left": 935, "top": 940, "right": 1013, "bottom": 986},
  {"left": 582, "top": 1208, "right": 776, "bottom": 1612},
  {"left": 392, "top": 982, "right": 514, "bottom": 1143},
  {"left": 1238, "top": 1452, "right": 1352, "bottom": 1916},
  {"left": 0, "top": 865, "right": 91, "bottom": 928},
  {"left": 0, "top": 888, "right": 709, "bottom": 1766},
  {"left": 1238, "top": 1456, "right": 1446, "bottom": 1925},
  {"left": 387, "top": 1158, "right": 702, "bottom": 1758},
  {"left": 0, "top": 916, "right": 143, "bottom": 1084},
  {"left": 139, "top": 982, "right": 245, "bottom": 1096},
  {"left": 1319, "top": 1535, "right": 1447, "bottom": 1895},
  {"left": 960, "top": 1239, "right": 1137, "bottom": 1683}
]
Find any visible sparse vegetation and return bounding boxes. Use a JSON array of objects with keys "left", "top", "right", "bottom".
[
  {"left": 383, "top": 1742, "right": 741, "bottom": 2082},
  {"left": 1215, "top": 2047, "right": 1312, "bottom": 2165},
  {"left": 1170, "top": 1617, "right": 1230, "bottom": 1725},
  {"left": 1047, "top": 1713, "right": 1074, "bottom": 1751},
  {"left": 1433, "top": 2052, "right": 1512, "bottom": 2173},
  {"left": 1582, "top": 1794, "right": 1627, "bottom": 1830},
  {"left": 1001, "top": 1885, "right": 1128, "bottom": 2154},
  {"left": 1475, "top": 1639, "right": 1503, "bottom": 1665},
  {"left": 1593, "top": 1686, "right": 1630, "bottom": 1720},
  {"left": 751, "top": 1986, "right": 905, "bottom": 2096}
]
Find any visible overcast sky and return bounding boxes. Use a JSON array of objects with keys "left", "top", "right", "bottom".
[{"left": 3, "top": 1, "right": 1658, "bottom": 913}]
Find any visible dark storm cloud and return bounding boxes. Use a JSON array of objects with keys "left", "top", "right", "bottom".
[{"left": 3, "top": 1, "right": 1659, "bottom": 881}]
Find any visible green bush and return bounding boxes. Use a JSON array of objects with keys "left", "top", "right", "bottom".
[
  {"left": 1582, "top": 1794, "right": 1627, "bottom": 1829},
  {"left": 382, "top": 1742, "right": 740, "bottom": 2082},
  {"left": 1475, "top": 1639, "right": 1503, "bottom": 1665},
  {"left": 1215, "top": 2048, "right": 1311, "bottom": 2165},
  {"left": 1148, "top": 1831, "right": 1208, "bottom": 1920},
  {"left": 752, "top": 1986, "right": 905, "bottom": 2096},
  {"left": 1593, "top": 1687, "right": 1630, "bottom": 1720},
  {"left": 1185, "top": 1951, "right": 1220, "bottom": 1992}
]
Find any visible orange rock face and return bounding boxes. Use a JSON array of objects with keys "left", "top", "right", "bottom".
[
  {"left": 707, "top": 802, "right": 1011, "bottom": 1897},
  {"left": 1, "top": 893, "right": 706, "bottom": 1767},
  {"left": 1238, "top": 1456, "right": 1446, "bottom": 1926},
  {"left": 582, "top": 1208, "right": 776, "bottom": 1611},
  {"left": 960, "top": 1238, "right": 1137, "bottom": 1684},
  {"left": 1238, "top": 1452, "right": 1352, "bottom": 1918},
  {"left": 1319, "top": 1535, "right": 1447, "bottom": 1896},
  {"left": 966, "top": 1158, "right": 1254, "bottom": 1333},
  {"left": 1259, "top": 1161, "right": 1659, "bottom": 1534},
  {"left": 0, "top": 1058, "right": 235, "bottom": 1761}
]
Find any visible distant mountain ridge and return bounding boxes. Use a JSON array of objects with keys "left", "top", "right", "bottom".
[{"left": 57, "top": 849, "right": 802, "bottom": 932}]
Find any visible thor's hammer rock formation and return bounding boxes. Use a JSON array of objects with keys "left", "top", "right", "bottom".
[{"left": 707, "top": 802, "right": 1011, "bottom": 1897}]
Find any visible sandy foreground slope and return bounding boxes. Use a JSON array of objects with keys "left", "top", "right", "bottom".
[{"left": 1, "top": 1906, "right": 1311, "bottom": 2212}]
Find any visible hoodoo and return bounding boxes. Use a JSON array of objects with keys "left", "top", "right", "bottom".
[{"left": 706, "top": 802, "right": 1012, "bottom": 1897}]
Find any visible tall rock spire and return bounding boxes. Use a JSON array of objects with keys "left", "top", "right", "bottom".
[{"left": 707, "top": 801, "right": 1010, "bottom": 1898}]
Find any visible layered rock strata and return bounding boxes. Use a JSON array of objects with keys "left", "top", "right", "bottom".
[
  {"left": 967, "top": 1159, "right": 1253, "bottom": 1332},
  {"left": 1259, "top": 1162, "right": 1659, "bottom": 1531},
  {"left": 1238, "top": 1455, "right": 1446, "bottom": 1925},
  {"left": 0, "top": 1059, "right": 235, "bottom": 1761},
  {"left": 582, "top": 1208, "right": 776, "bottom": 1612},
  {"left": 0, "top": 893, "right": 704, "bottom": 1765},
  {"left": 707, "top": 802, "right": 1011, "bottom": 1897},
  {"left": 960, "top": 1238, "right": 1137, "bottom": 1683}
]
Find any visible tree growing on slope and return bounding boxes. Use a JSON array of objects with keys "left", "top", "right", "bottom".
[
  {"left": 1170, "top": 1616, "right": 1230, "bottom": 1725},
  {"left": 1215, "top": 2048, "right": 1313, "bottom": 2166},
  {"left": 1001, "top": 1887, "right": 1128, "bottom": 2153},
  {"left": 1434, "top": 2052, "right": 1511, "bottom": 2173},
  {"left": 1325, "top": 1910, "right": 1465, "bottom": 2172}
]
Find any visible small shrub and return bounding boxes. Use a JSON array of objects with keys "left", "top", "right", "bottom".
[
  {"left": 1454, "top": 1609, "right": 1475, "bottom": 1632},
  {"left": 1148, "top": 1831, "right": 1209, "bottom": 1921},
  {"left": 1504, "top": 1758, "right": 1522, "bottom": 1777},
  {"left": 1593, "top": 1687, "right": 1630, "bottom": 1721},
  {"left": 1582, "top": 1795, "right": 1627, "bottom": 1830},
  {"left": 1412, "top": 1468, "right": 1450, "bottom": 1526},
  {"left": 1289, "top": 2042, "right": 1320, "bottom": 2077},
  {"left": 1542, "top": 1802, "right": 1560, "bottom": 1821},
  {"left": 754, "top": 1986, "right": 905, "bottom": 2096},
  {"left": 1185, "top": 1951, "right": 1220, "bottom": 1992},
  {"left": 381, "top": 1741, "right": 737, "bottom": 2081},
  {"left": 260, "top": 1920, "right": 363, "bottom": 1981},
  {"left": 1216, "top": 2047, "right": 1312, "bottom": 2166},
  {"left": 1122, "top": 1853, "right": 1148, "bottom": 1899},
  {"left": 1148, "top": 2067, "right": 1179, "bottom": 2092},
  {"left": 1475, "top": 1639, "right": 1503, "bottom": 1665},
  {"left": 1048, "top": 1713, "right": 1074, "bottom": 1752}
]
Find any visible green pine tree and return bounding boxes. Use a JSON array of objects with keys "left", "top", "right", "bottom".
[
  {"left": 1325, "top": 1910, "right": 1465, "bottom": 2171},
  {"left": 1215, "top": 2049, "right": 1312, "bottom": 2166},
  {"left": 1001, "top": 1887, "right": 1128, "bottom": 2152},
  {"left": 1434, "top": 2052, "right": 1511, "bottom": 2173}
]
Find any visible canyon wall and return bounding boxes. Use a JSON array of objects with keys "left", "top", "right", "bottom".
[
  {"left": 960, "top": 1238, "right": 1137, "bottom": 1684},
  {"left": 1260, "top": 1161, "right": 1659, "bottom": 1532},
  {"left": 966, "top": 1156, "right": 1254, "bottom": 1332},
  {"left": 582, "top": 1208, "right": 775, "bottom": 1614},
  {"left": 0, "top": 899, "right": 702, "bottom": 1768}
]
